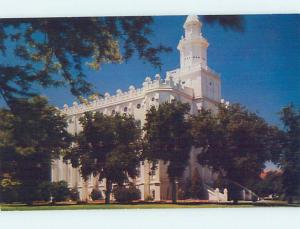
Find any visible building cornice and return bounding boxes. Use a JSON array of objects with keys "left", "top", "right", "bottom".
[{"left": 61, "top": 74, "right": 194, "bottom": 116}]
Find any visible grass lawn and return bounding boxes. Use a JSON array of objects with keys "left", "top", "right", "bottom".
[{"left": 1, "top": 201, "right": 298, "bottom": 211}]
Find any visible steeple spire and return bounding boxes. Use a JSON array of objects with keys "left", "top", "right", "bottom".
[
  {"left": 177, "top": 15, "right": 209, "bottom": 69},
  {"left": 184, "top": 15, "right": 201, "bottom": 29},
  {"left": 183, "top": 15, "right": 202, "bottom": 39}
]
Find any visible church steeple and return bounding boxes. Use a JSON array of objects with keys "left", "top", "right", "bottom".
[
  {"left": 184, "top": 15, "right": 202, "bottom": 38},
  {"left": 177, "top": 15, "right": 209, "bottom": 69}
]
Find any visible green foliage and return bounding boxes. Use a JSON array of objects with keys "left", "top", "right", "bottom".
[
  {"left": 179, "top": 169, "right": 206, "bottom": 200},
  {"left": 190, "top": 103, "right": 281, "bottom": 201},
  {"left": 279, "top": 105, "right": 300, "bottom": 203},
  {"left": 143, "top": 101, "right": 192, "bottom": 203},
  {"left": 253, "top": 171, "right": 283, "bottom": 198},
  {"left": 113, "top": 184, "right": 141, "bottom": 203},
  {"left": 90, "top": 189, "right": 103, "bottom": 201},
  {"left": 202, "top": 15, "right": 245, "bottom": 32},
  {"left": 0, "top": 16, "right": 245, "bottom": 108},
  {"left": 69, "top": 188, "right": 80, "bottom": 201},
  {"left": 0, "top": 17, "right": 171, "bottom": 107},
  {"left": 65, "top": 112, "right": 142, "bottom": 204},
  {"left": 180, "top": 178, "right": 192, "bottom": 199},
  {"left": 0, "top": 178, "right": 20, "bottom": 203},
  {"left": 37, "top": 181, "right": 52, "bottom": 202},
  {"left": 50, "top": 181, "right": 70, "bottom": 202},
  {"left": 0, "top": 96, "right": 72, "bottom": 203}
]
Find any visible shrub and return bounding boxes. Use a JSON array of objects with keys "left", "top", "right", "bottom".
[
  {"left": 113, "top": 184, "right": 141, "bottom": 203},
  {"left": 0, "top": 178, "right": 20, "bottom": 203},
  {"left": 90, "top": 189, "right": 103, "bottom": 201},
  {"left": 50, "top": 181, "right": 70, "bottom": 202},
  {"left": 69, "top": 188, "right": 80, "bottom": 201},
  {"left": 37, "top": 181, "right": 52, "bottom": 201},
  {"left": 177, "top": 188, "right": 185, "bottom": 200}
]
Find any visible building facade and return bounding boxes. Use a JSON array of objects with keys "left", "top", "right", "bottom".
[{"left": 51, "top": 15, "right": 227, "bottom": 201}]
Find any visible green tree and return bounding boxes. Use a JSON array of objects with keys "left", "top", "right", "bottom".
[
  {"left": 143, "top": 101, "right": 192, "bottom": 203},
  {"left": 191, "top": 168, "right": 205, "bottom": 199},
  {"left": 279, "top": 105, "right": 300, "bottom": 203},
  {"left": 113, "top": 184, "right": 141, "bottom": 203},
  {"left": 0, "top": 17, "right": 171, "bottom": 107},
  {"left": 252, "top": 171, "right": 283, "bottom": 199},
  {"left": 0, "top": 178, "right": 20, "bottom": 203},
  {"left": 190, "top": 103, "right": 280, "bottom": 203},
  {"left": 69, "top": 187, "right": 80, "bottom": 201},
  {"left": 37, "top": 181, "right": 52, "bottom": 202},
  {"left": 90, "top": 189, "right": 103, "bottom": 201},
  {"left": 0, "top": 96, "right": 71, "bottom": 203},
  {"left": 65, "top": 112, "right": 142, "bottom": 204},
  {"left": 50, "top": 181, "right": 70, "bottom": 202},
  {"left": 0, "top": 16, "right": 244, "bottom": 108},
  {"left": 201, "top": 15, "right": 244, "bottom": 32}
]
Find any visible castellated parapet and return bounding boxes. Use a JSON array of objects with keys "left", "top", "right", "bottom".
[{"left": 62, "top": 73, "right": 194, "bottom": 116}]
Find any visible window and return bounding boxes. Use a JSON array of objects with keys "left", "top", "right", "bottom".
[
  {"left": 123, "top": 107, "right": 128, "bottom": 112},
  {"left": 112, "top": 110, "right": 115, "bottom": 115},
  {"left": 152, "top": 190, "right": 155, "bottom": 199},
  {"left": 150, "top": 162, "right": 157, "bottom": 179},
  {"left": 150, "top": 169, "right": 156, "bottom": 177},
  {"left": 151, "top": 97, "right": 155, "bottom": 101},
  {"left": 136, "top": 104, "right": 141, "bottom": 109}
]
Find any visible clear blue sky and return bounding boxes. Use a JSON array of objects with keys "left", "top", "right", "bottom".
[{"left": 2, "top": 15, "right": 300, "bottom": 126}]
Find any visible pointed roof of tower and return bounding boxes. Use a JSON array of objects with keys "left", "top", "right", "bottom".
[{"left": 184, "top": 15, "right": 201, "bottom": 28}]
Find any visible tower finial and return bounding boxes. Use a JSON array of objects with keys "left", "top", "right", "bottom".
[
  {"left": 178, "top": 14, "right": 208, "bottom": 69},
  {"left": 184, "top": 15, "right": 201, "bottom": 28}
]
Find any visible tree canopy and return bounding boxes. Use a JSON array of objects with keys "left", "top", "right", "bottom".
[
  {"left": 64, "top": 112, "right": 142, "bottom": 204},
  {"left": 279, "top": 105, "right": 300, "bottom": 202},
  {"left": 0, "top": 96, "right": 72, "bottom": 202},
  {"left": 0, "top": 17, "right": 172, "bottom": 107},
  {"left": 143, "top": 101, "right": 192, "bottom": 203},
  {"left": 190, "top": 103, "right": 281, "bottom": 201}
]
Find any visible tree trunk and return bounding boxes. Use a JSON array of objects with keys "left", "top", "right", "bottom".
[
  {"left": 105, "top": 179, "right": 112, "bottom": 204},
  {"left": 171, "top": 178, "right": 177, "bottom": 204},
  {"left": 229, "top": 184, "right": 239, "bottom": 204},
  {"left": 288, "top": 196, "right": 293, "bottom": 204}
]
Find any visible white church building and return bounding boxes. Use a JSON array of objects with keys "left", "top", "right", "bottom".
[{"left": 51, "top": 15, "right": 228, "bottom": 202}]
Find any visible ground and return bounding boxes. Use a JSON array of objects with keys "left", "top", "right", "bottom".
[{"left": 1, "top": 201, "right": 299, "bottom": 211}]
